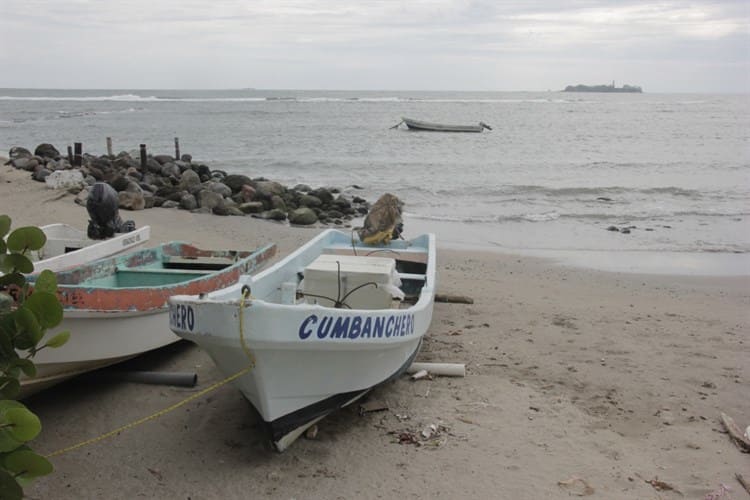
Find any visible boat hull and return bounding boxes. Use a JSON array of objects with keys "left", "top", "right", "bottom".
[
  {"left": 169, "top": 230, "right": 436, "bottom": 450},
  {"left": 33, "top": 224, "right": 150, "bottom": 273},
  {"left": 402, "top": 117, "right": 487, "bottom": 133},
  {"left": 20, "top": 242, "right": 277, "bottom": 396}
]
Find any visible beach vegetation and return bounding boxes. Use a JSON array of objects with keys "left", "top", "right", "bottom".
[{"left": 0, "top": 215, "right": 69, "bottom": 499}]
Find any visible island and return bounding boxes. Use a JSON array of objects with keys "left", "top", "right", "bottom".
[{"left": 563, "top": 81, "right": 642, "bottom": 93}]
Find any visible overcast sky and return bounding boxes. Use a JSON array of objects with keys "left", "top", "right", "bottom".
[{"left": 0, "top": 0, "right": 748, "bottom": 92}]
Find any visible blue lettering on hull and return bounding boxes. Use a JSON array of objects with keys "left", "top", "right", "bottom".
[{"left": 298, "top": 313, "right": 416, "bottom": 340}]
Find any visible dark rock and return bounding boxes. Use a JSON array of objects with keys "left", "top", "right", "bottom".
[
  {"left": 620, "top": 228, "right": 631, "bottom": 234},
  {"left": 239, "top": 202, "right": 264, "bottom": 214},
  {"left": 350, "top": 184, "right": 364, "bottom": 190},
  {"left": 299, "top": 194, "right": 322, "bottom": 208},
  {"left": 224, "top": 207, "right": 245, "bottom": 216},
  {"left": 153, "top": 154, "right": 174, "bottom": 165},
  {"left": 178, "top": 169, "right": 201, "bottom": 191},
  {"left": 221, "top": 174, "right": 254, "bottom": 193},
  {"left": 180, "top": 154, "right": 192, "bottom": 162},
  {"left": 326, "top": 209, "right": 344, "bottom": 219},
  {"left": 356, "top": 206, "right": 368, "bottom": 215},
  {"left": 34, "top": 143, "right": 60, "bottom": 159},
  {"left": 208, "top": 181, "right": 232, "bottom": 198},
  {"left": 174, "top": 160, "right": 191, "bottom": 172},
  {"left": 113, "top": 156, "right": 139, "bottom": 171},
  {"left": 288, "top": 207, "right": 318, "bottom": 225},
  {"left": 293, "top": 184, "right": 312, "bottom": 192},
  {"left": 145, "top": 158, "right": 162, "bottom": 174},
  {"left": 310, "top": 188, "right": 333, "bottom": 205},
  {"left": 212, "top": 206, "right": 230, "bottom": 216},
  {"left": 142, "top": 191, "right": 155, "bottom": 209},
  {"left": 270, "top": 195, "right": 286, "bottom": 211},
  {"left": 332, "top": 196, "right": 352, "bottom": 210},
  {"left": 606, "top": 226, "right": 620, "bottom": 232},
  {"left": 196, "top": 164, "right": 211, "bottom": 179},
  {"left": 254, "top": 180, "right": 285, "bottom": 200},
  {"left": 109, "top": 176, "right": 130, "bottom": 192},
  {"left": 8, "top": 146, "right": 32, "bottom": 161},
  {"left": 352, "top": 196, "right": 366, "bottom": 204},
  {"left": 160, "top": 163, "right": 180, "bottom": 178}
]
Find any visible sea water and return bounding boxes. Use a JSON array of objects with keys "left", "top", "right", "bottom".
[{"left": 1, "top": 89, "right": 748, "bottom": 275}]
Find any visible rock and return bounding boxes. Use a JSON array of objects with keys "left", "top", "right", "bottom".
[
  {"left": 180, "top": 154, "right": 192, "bottom": 162},
  {"left": 298, "top": 194, "right": 322, "bottom": 208},
  {"left": 239, "top": 202, "right": 264, "bottom": 214},
  {"left": 270, "top": 195, "right": 287, "bottom": 211},
  {"left": 332, "top": 196, "right": 352, "bottom": 210},
  {"left": 44, "top": 169, "right": 83, "bottom": 189},
  {"left": 174, "top": 160, "right": 191, "bottom": 172},
  {"left": 161, "top": 200, "right": 180, "bottom": 209},
  {"left": 224, "top": 206, "right": 245, "bottom": 216},
  {"left": 288, "top": 207, "right": 318, "bottom": 225},
  {"left": 145, "top": 158, "right": 162, "bottom": 174},
  {"left": 240, "top": 184, "right": 256, "bottom": 201},
  {"left": 8, "top": 146, "right": 32, "bottom": 161},
  {"left": 310, "top": 188, "right": 334, "bottom": 205},
  {"left": 160, "top": 163, "right": 181, "bottom": 178},
  {"left": 109, "top": 176, "right": 130, "bottom": 192},
  {"left": 178, "top": 169, "right": 201, "bottom": 191},
  {"left": 11, "top": 157, "right": 32, "bottom": 171},
  {"left": 33, "top": 168, "right": 52, "bottom": 182},
  {"left": 253, "top": 209, "right": 287, "bottom": 221},
  {"left": 208, "top": 181, "right": 232, "bottom": 198},
  {"left": 153, "top": 154, "right": 174, "bottom": 165},
  {"left": 118, "top": 190, "right": 146, "bottom": 210},
  {"left": 254, "top": 180, "right": 285, "bottom": 199},
  {"left": 34, "top": 143, "right": 60, "bottom": 159},
  {"left": 197, "top": 189, "right": 224, "bottom": 211},
  {"left": 180, "top": 193, "right": 198, "bottom": 210},
  {"left": 326, "top": 209, "right": 344, "bottom": 219},
  {"left": 125, "top": 181, "right": 143, "bottom": 194},
  {"left": 620, "top": 228, "right": 631, "bottom": 234},
  {"left": 196, "top": 164, "right": 211, "bottom": 180},
  {"left": 74, "top": 187, "right": 89, "bottom": 205},
  {"left": 606, "top": 226, "right": 620, "bottom": 232},
  {"left": 293, "top": 184, "right": 312, "bottom": 192},
  {"left": 142, "top": 191, "right": 155, "bottom": 209}
]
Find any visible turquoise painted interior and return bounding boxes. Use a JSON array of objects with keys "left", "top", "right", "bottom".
[{"left": 80, "top": 270, "right": 206, "bottom": 288}]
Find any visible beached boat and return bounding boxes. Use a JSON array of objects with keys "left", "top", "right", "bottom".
[
  {"left": 401, "top": 117, "right": 491, "bottom": 133},
  {"left": 21, "top": 241, "right": 277, "bottom": 397},
  {"left": 169, "top": 229, "right": 436, "bottom": 451},
  {"left": 30, "top": 223, "right": 150, "bottom": 273}
]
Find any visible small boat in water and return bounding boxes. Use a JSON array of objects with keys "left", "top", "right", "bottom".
[
  {"left": 22, "top": 241, "right": 277, "bottom": 397},
  {"left": 169, "top": 229, "right": 436, "bottom": 451},
  {"left": 30, "top": 223, "right": 150, "bottom": 273},
  {"left": 399, "top": 117, "right": 492, "bottom": 133}
]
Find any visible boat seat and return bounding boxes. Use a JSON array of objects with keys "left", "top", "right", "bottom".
[
  {"left": 115, "top": 267, "right": 215, "bottom": 275},
  {"left": 398, "top": 273, "right": 426, "bottom": 282},
  {"left": 162, "top": 256, "right": 235, "bottom": 270}
]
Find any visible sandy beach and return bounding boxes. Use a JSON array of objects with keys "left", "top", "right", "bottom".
[{"left": 1, "top": 165, "right": 748, "bottom": 499}]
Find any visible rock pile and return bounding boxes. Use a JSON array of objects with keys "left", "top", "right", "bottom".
[{"left": 5, "top": 144, "right": 371, "bottom": 226}]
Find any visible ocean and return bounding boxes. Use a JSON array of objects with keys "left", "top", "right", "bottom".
[{"left": 1, "top": 89, "right": 748, "bottom": 275}]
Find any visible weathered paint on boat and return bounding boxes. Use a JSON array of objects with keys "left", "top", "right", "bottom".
[{"left": 20, "top": 241, "right": 277, "bottom": 397}]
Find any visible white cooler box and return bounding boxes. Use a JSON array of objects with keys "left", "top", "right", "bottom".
[{"left": 302, "top": 254, "right": 402, "bottom": 310}]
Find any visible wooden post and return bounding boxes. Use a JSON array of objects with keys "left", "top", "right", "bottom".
[
  {"left": 174, "top": 137, "right": 180, "bottom": 160},
  {"left": 73, "top": 142, "right": 82, "bottom": 166},
  {"left": 106, "top": 137, "right": 113, "bottom": 157},
  {"left": 67, "top": 146, "right": 74, "bottom": 165},
  {"left": 139, "top": 144, "right": 147, "bottom": 170}
]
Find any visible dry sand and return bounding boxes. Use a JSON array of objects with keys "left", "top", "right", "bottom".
[{"left": 1, "top": 165, "right": 748, "bottom": 499}]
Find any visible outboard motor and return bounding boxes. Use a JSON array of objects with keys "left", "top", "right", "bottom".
[{"left": 86, "top": 182, "right": 136, "bottom": 239}]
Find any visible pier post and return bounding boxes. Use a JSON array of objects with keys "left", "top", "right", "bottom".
[
  {"left": 73, "top": 142, "right": 82, "bottom": 166},
  {"left": 67, "top": 146, "right": 74, "bottom": 165},
  {"left": 106, "top": 137, "right": 113, "bottom": 157},
  {"left": 174, "top": 137, "right": 180, "bottom": 160},
  {"left": 139, "top": 144, "right": 147, "bottom": 170}
]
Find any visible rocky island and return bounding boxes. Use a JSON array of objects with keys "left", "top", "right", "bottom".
[{"left": 563, "top": 81, "right": 642, "bottom": 93}]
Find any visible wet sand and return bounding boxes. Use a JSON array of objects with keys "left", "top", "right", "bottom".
[{"left": 1, "top": 164, "right": 748, "bottom": 499}]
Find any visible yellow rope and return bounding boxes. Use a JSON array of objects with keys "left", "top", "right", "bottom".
[{"left": 46, "top": 292, "right": 258, "bottom": 459}]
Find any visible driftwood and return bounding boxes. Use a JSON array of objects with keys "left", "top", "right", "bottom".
[
  {"left": 408, "top": 362, "right": 466, "bottom": 377},
  {"left": 435, "top": 294, "right": 474, "bottom": 304},
  {"left": 736, "top": 473, "right": 750, "bottom": 495},
  {"left": 720, "top": 412, "right": 750, "bottom": 452}
]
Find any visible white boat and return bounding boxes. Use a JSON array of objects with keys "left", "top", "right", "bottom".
[
  {"left": 401, "top": 117, "right": 492, "bottom": 132},
  {"left": 21, "top": 240, "right": 277, "bottom": 397},
  {"left": 169, "top": 229, "right": 436, "bottom": 451},
  {"left": 30, "top": 223, "right": 150, "bottom": 273}
]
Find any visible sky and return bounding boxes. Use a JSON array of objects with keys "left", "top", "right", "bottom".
[{"left": 0, "top": 0, "right": 748, "bottom": 93}]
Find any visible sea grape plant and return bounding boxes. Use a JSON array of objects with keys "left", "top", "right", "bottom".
[{"left": 0, "top": 215, "right": 70, "bottom": 499}]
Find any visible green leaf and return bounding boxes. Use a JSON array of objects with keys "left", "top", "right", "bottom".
[
  {"left": 0, "top": 254, "right": 33, "bottom": 275},
  {"left": 3, "top": 450, "right": 53, "bottom": 481},
  {"left": 0, "top": 468, "right": 22, "bottom": 500},
  {"left": 6, "top": 227, "right": 46, "bottom": 253},
  {"left": 0, "top": 239, "right": 6, "bottom": 254},
  {"left": 24, "top": 292, "right": 63, "bottom": 330},
  {"left": 11, "top": 360, "right": 35, "bottom": 378},
  {"left": 0, "top": 216, "right": 10, "bottom": 239},
  {"left": 11, "top": 308, "right": 41, "bottom": 350},
  {"left": 0, "top": 402, "right": 24, "bottom": 413},
  {"left": 44, "top": 331, "right": 69, "bottom": 349},
  {"left": 0, "top": 379, "right": 20, "bottom": 400},
  {"left": 31, "top": 270, "right": 57, "bottom": 294},
  {"left": 2, "top": 408, "right": 41, "bottom": 442}
]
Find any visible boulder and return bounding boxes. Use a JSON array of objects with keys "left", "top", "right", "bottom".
[
  {"left": 178, "top": 169, "right": 201, "bottom": 191},
  {"left": 109, "top": 176, "right": 130, "bottom": 192},
  {"left": 288, "top": 207, "right": 318, "bottom": 225},
  {"left": 238, "top": 202, "right": 264, "bottom": 214},
  {"left": 8, "top": 146, "right": 32, "bottom": 161},
  {"left": 180, "top": 193, "right": 198, "bottom": 210},
  {"left": 145, "top": 158, "right": 162, "bottom": 174},
  {"left": 310, "top": 188, "right": 334, "bottom": 205},
  {"left": 44, "top": 169, "right": 83, "bottom": 189},
  {"left": 161, "top": 200, "right": 180, "bottom": 209},
  {"left": 153, "top": 154, "right": 174, "bottom": 165},
  {"left": 180, "top": 154, "right": 192, "bottom": 162},
  {"left": 223, "top": 174, "right": 253, "bottom": 193},
  {"left": 160, "top": 163, "right": 181, "bottom": 178},
  {"left": 118, "top": 190, "right": 146, "bottom": 210},
  {"left": 254, "top": 180, "right": 285, "bottom": 199},
  {"left": 252, "top": 209, "right": 287, "bottom": 221},
  {"left": 33, "top": 168, "right": 52, "bottom": 182},
  {"left": 270, "top": 195, "right": 287, "bottom": 211},
  {"left": 299, "top": 194, "right": 322, "bottom": 208},
  {"left": 34, "top": 143, "right": 60, "bottom": 159},
  {"left": 293, "top": 184, "right": 312, "bottom": 192},
  {"left": 240, "top": 184, "right": 256, "bottom": 201},
  {"left": 197, "top": 189, "right": 224, "bottom": 211},
  {"left": 208, "top": 181, "right": 232, "bottom": 198}
]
